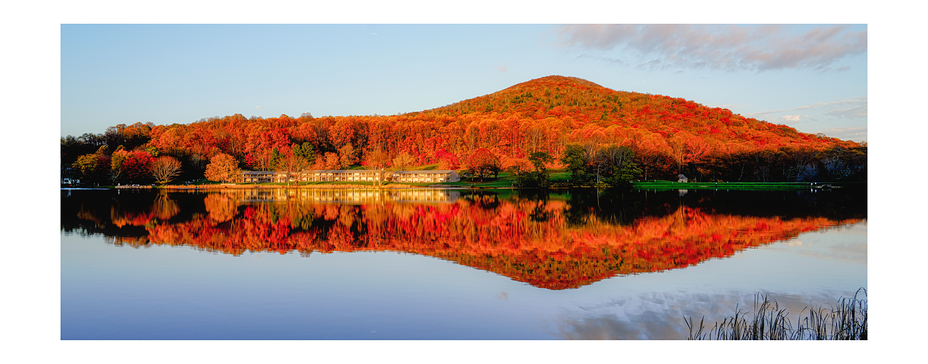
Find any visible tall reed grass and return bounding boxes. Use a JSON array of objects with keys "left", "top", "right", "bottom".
[{"left": 685, "top": 288, "right": 867, "bottom": 340}]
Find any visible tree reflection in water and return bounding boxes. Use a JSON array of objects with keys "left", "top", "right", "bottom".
[{"left": 61, "top": 188, "right": 865, "bottom": 290}]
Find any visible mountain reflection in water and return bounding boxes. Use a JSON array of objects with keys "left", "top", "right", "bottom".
[{"left": 61, "top": 188, "right": 865, "bottom": 290}]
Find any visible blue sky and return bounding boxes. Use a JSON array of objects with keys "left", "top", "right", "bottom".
[{"left": 61, "top": 24, "right": 867, "bottom": 142}]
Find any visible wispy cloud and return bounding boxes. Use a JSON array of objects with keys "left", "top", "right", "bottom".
[
  {"left": 556, "top": 25, "right": 866, "bottom": 72},
  {"left": 576, "top": 54, "right": 628, "bottom": 66},
  {"left": 255, "top": 105, "right": 264, "bottom": 110},
  {"left": 749, "top": 96, "right": 867, "bottom": 120},
  {"left": 819, "top": 126, "right": 868, "bottom": 141},
  {"left": 826, "top": 104, "right": 867, "bottom": 118}
]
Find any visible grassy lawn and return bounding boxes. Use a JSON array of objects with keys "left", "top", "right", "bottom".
[
  {"left": 631, "top": 180, "right": 853, "bottom": 191},
  {"left": 444, "top": 172, "right": 518, "bottom": 188},
  {"left": 549, "top": 171, "right": 570, "bottom": 183},
  {"left": 144, "top": 169, "right": 862, "bottom": 191},
  {"left": 269, "top": 181, "right": 380, "bottom": 187}
]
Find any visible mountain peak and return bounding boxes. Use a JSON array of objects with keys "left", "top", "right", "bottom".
[
  {"left": 507, "top": 75, "right": 606, "bottom": 91},
  {"left": 426, "top": 75, "right": 629, "bottom": 116}
]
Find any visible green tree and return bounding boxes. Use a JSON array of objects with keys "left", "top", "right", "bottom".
[
  {"left": 271, "top": 147, "right": 282, "bottom": 170},
  {"left": 293, "top": 142, "right": 316, "bottom": 165},
  {"left": 519, "top": 151, "right": 553, "bottom": 188},
  {"left": 561, "top": 143, "right": 591, "bottom": 185},
  {"left": 604, "top": 160, "right": 642, "bottom": 187},
  {"left": 599, "top": 144, "right": 640, "bottom": 187},
  {"left": 72, "top": 145, "right": 111, "bottom": 185},
  {"left": 529, "top": 151, "right": 553, "bottom": 171}
]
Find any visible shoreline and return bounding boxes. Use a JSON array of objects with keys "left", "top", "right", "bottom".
[
  {"left": 114, "top": 183, "right": 484, "bottom": 190},
  {"left": 67, "top": 180, "right": 866, "bottom": 192}
]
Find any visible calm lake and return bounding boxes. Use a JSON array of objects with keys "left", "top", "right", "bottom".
[{"left": 60, "top": 187, "right": 866, "bottom": 339}]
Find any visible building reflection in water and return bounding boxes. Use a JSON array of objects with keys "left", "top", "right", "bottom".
[
  {"left": 61, "top": 189, "right": 865, "bottom": 290},
  {"left": 237, "top": 188, "right": 461, "bottom": 204}
]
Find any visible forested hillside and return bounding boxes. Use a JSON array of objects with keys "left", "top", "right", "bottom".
[{"left": 61, "top": 76, "right": 866, "bottom": 185}]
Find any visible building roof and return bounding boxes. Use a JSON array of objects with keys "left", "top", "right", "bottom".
[
  {"left": 300, "top": 170, "right": 382, "bottom": 173},
  {"left": 241, "top": 171, "right": 279, "bottom": 175},
  {"left": 391, "top": 170, "right": 457, "bottom": 174},
  {"left": 241, "top": 169, "right": 458, "bottom": 175},
  {"left": 242, "top": 169, "right": 382, "bottom": 174}
]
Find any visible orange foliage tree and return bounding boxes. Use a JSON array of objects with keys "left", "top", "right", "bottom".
[{"left": 204, "top": 153, "right": 241, "bottom": 183}]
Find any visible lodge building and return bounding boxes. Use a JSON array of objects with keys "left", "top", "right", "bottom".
[
  {"left": 390, "top": 170, "right": 460, "bottom": 183},
  {"left": 235, "top": 188, "right": 461, "bottom": 204},
  {"left": 239, "top": 169, "right": 460, "bottom": 184}
]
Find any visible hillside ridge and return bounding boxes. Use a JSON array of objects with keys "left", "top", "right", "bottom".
[{"left": 62, "top": 75, "right": 867, "bottom": 185}]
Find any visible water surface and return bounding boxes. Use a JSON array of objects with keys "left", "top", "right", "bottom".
[{"left": 61, "top": 188, "right": 866, "bottom": 339}]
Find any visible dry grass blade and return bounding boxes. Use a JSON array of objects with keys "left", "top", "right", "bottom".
[{"left": 684, "top": 289, "right": 867, "bottom": 340}]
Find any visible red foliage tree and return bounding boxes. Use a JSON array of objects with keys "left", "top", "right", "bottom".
[
  {"left": 111, "top": 149, "right": 154, "bottom": 183},
  {"left": 466, "top": 148, "right": 501, "bottom": 181}
]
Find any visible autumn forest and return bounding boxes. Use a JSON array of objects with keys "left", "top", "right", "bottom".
[{"left": 60, "top": 76, "right": 867, "bottom": 186}]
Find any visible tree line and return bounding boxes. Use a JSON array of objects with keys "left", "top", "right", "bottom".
[{"left": 60, "top": 76, "right": 866, "bottom": 186}]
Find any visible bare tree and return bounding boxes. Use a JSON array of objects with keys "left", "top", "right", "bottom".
[
  {"left": 364, "top": 149, "right": 390, "bottom": 187},
  {"left": 152, "top": 156, "right": 183, "bottom": 185},
  {"left": 392, "top": 152, "right": 415, "bottom": 171},
  {"left": 279, "top": 154, "right": 308, "bottom": 186}
]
